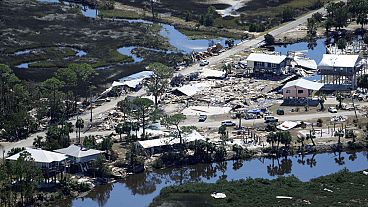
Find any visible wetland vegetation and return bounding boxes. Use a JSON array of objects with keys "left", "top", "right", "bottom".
[{"left": 150, "top": 169, "right": 368, "bottom": 207}]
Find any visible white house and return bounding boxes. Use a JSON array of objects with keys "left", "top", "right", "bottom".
[
  {"left": 54, "top": 144, "right": 104, "bottom": 164},
  {"left": 6, "top": 148, "right": 67, "bottom": 170},
  {"left": 318, "top": 54, "right": 366, "bottom": 90}
]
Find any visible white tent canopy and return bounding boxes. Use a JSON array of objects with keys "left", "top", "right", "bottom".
[
  {"left": 7, "top": 148, "right": 67, "bottom": 163},
  {"left": 277, "top": 121, "right": 300, "bottom": 131},
  {"left": 282, "top": 78, "right": 324, "bottom": 91}
]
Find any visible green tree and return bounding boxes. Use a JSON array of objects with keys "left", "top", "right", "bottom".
[
  {"left": 75, "top": 118, "right": 84, "bottom": 144},
  {"left": 282, "top": 6, "right": 295, "bottom": 22},
  {"left": 336, "top": 92, "right": 344, "bottom": 109},
  {"left": 358, "top": 74, "right": 368, "bottom": 89},
  {"left": 279, "top": 131, "right": 292, "bottom": 148},
  {"left": 12, "top": 151, "right": 42, "bottom": 206},
  {"left": 146, "top": 63, "right": 173, "bottom": 107},
  {"left": 218, "top": 125, "right": 228, "bottom": 144},
  {"left": 0, "top": 64, "right": 35, "bottom": 141},
  {"left": 91, "top": 154, "right": 111, "bottom": 178},
  {"left": 130, "top": 97, "right": 154, "bottom": 138},
  {"left": 43, "top": 124, "right": 71, "bottom": 150},
  {"left": 264, "top": 34, "right": 275, "bottom": 45},
  {"left": 307, "top": 17, "right": 317, "bottom": 37},
  {"left": 363, "top": 33, "right": 368, "bottom": 45},
  {"left": 55, "top": 63, "right": 96, "bottom": 113},
  {"left": 357, "top": 13, "right": 368, "bottom": 29},
  {"left": 83, "top": 135, "right": 97, "bottom": 149},
  {"left": 41, "top": 77, "right": 65, "bottom": 124},
  {"left": 267, "top": 132, "right": 277, "bottom": 150},
  {"left": 164, "top": 113, "right": 187, "bottom": 144},
  {"left": 115, "top": 123, "right": 125, "bottom": 142},
  {"left": 324, "top": 17, "right": 334, "bottom": 33},
  {"left": 318, "top": 93, "right": 326, "bottom": 111},
  {"left": 202, "top": 6, "right": 217, "bottom": 26},
  {"left": 184, "top": 11, "right": 192, "bottom": 22},
  {"left": 337, "top": 38, "right": 347, "bottom": 50},
  {"left": 117, "top": 98, "right": 132, "bottom": 121}
]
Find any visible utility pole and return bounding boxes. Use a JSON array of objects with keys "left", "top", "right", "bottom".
[{"left": 89, "top": 82, "right": 93, "bottom": 123}]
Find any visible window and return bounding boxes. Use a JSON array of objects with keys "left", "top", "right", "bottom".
[
  {"left": 298, "top": 90, "right": 304, "bottom": 94},
  {"left": 286, "top": 90, "right": 291, "bottom": 93}
]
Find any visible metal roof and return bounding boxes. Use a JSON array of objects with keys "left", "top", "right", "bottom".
[
  {"left": 246, "top": 53, "right": 287, "bottom": 64},
  {"left": 54, "top": 144, "right": 104, "bottom": 158},
  {"left": 318, "top": 54, "right": 360, "bottom": 68},
  {"left": 7, "top": 148, "right": 67, "bottom": 163},
  {"left": 282, "top": 78, "right": 324, "bottom": 91}
]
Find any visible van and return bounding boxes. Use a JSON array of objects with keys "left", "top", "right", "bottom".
[{"left": 264, "top": 116, "right": 278, "bottom": 123}]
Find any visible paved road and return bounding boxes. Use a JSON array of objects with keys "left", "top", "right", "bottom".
[
  {"left": 181, "top": 110, "right": 360, "bottom": 128},
  {"left": 0, "top": 1, "right": 346, "bottom": 155},
  {"left": 0, "top": 90, "right": 144, "bottom": 156},
  {"left": 178, "top": 5, "right": 332, "bottom": 76}
]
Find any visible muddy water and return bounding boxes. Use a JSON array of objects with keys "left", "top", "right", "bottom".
[{"left": 64, "top": 151, "right": 368, "bottom": 207}]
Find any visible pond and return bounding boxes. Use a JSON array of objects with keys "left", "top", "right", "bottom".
[
  {"left": 65, "top": 151, "right": 368, "bottom": 207},
  {"left": 14, "top": 47, "right": 87, "bottom": 68},
  {"left": 38, "top": 0, "right": 98, "bottom": 18},
  {"left": 37, "top": 0, "right": 240, "bottom": 55},
  {"left": 272, "top": 38, "right": 328, "bottom": 64}
]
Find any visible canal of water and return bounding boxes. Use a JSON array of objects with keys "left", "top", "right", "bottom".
[{"left": 61, "top": 151, "right": 367, "bottom": 207}]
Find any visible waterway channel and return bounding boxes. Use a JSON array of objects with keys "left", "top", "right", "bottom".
[{"left": 64, "top": 151, "right": 367, "bottom": 207}]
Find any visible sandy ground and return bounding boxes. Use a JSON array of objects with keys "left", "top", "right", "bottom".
[{"left": 182, "top": 106, "right": 232, "bottom": 116}]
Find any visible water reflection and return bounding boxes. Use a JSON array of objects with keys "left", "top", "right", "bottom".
[
  {"left": 124, "top": 172, "right": 162, "bottom": 195},
  {"left": 272, "top": 38, "right": 327, "bottom": 63},
  {"left": 70, "top": 151, "right": 368, "bottom": 207},
  {"left": 267, "top": 156, "right": 292, "bottom": 176},
  {"left": 85, "top": 183, "right": 113, "bottom": 207}
]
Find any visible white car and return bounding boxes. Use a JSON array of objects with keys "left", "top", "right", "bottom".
[
  {"left": 199, "top": 60, "right": 209, "bottom": 66},
  {"left": 221, "top": 120, "right": 236, "bottom": 127},
  {"left": 328, "top": 107, "right": 338, "bottom": 113}
]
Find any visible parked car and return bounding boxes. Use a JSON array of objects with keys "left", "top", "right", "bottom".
[
  {"left": 221, "top": 120, "right": 236, "bottom": 127},
  {"left": 328, "top": 107, "right": 338, "bottom": 113},
  {"left": 199, "top": 60, "right": 209, "bottom": 66},
  {"left": 340, "top": 103, "right": 354, "bottom": 111},
  {"left": 276, "top": 108, "right": 285, "bottom": 115},
  {"left": 264, "top": 116, "right": 278, "bottom": 123},
  {"left": 199, "top": 114, "right": 207, "bottom": 122}
]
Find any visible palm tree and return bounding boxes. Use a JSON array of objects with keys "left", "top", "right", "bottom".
[
  {"left": 266, "top": 132, "right": 277, "bottom": 150},
  {"left": 115, "top": 123, "right": 124, "bottom": 142},
  {"left": 318, "top": 93, "right": 326, "bottom": 111},
  {"left": 75, "top": 118, "right": 84, "bottom": 144},
  {"left": 336, "top": 92, "right": 344, "bottom": 109},
  {"left": 306, "top": 129, "right": 316, "bottom": 146}
]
